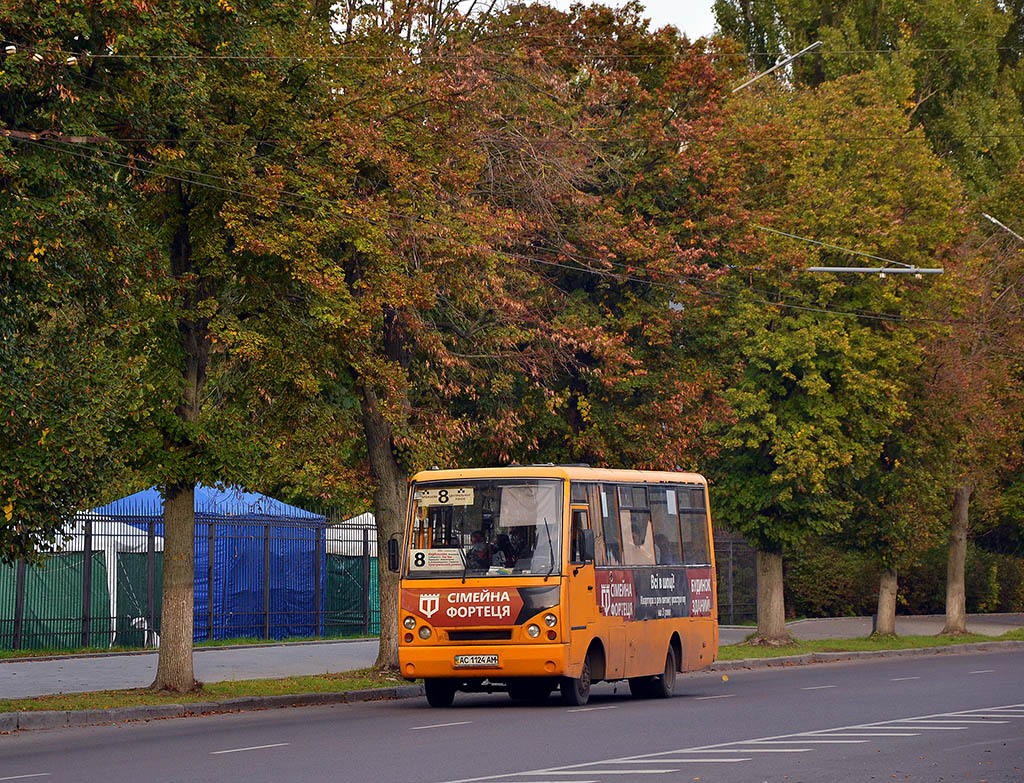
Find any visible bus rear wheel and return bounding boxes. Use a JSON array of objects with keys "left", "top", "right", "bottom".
[
  {"left": 629, "top": 646, "right": 677, "bottom": 699},
  {"left": 424, "top": 678, "right": 457, "bottom": 708},
  {"left": 560, "top": 652, "right": 593, "bottom": 707}
]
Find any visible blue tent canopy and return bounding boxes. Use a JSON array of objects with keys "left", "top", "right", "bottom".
[
  {"left": 86, "top": 486, "right": 329, "bottom": 641},
  {"left": 90, "top": 485, "right": 324, "bottom": 521}
]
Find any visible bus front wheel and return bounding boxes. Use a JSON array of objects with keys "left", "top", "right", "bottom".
[
  {"left": 424, "top": 678, "right": 457, "bottom": 708},
  {"left": 560, "top": 652, "right": 593, "bottom": 707}
]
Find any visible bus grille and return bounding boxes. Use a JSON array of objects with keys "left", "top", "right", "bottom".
[{"left": 447, "top": 630, "right": 513, "bottom": 642}]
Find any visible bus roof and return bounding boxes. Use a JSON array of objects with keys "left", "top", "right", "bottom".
[{"left": 410, "top": 466, "right": 706, "bottom": 485}]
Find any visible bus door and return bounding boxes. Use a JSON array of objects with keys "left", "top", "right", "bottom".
[{"left": 566, "top": 505, "right": 598, "bottom": 652}]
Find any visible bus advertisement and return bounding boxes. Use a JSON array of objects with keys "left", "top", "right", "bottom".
[{"left": 392, "top": 466, "right": 718, "bottom": 707}]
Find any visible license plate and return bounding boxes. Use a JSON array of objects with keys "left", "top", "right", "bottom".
[{"left": 454, "top": 654, "right": 499, "bottom": 667}]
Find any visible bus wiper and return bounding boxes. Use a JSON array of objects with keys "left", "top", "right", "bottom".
[{"left": 543, "top": 516, "right": 556, "bottom": 582}]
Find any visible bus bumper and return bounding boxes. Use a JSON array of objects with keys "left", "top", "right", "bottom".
[{"left": 400, "top": 643, "right": 570, "bottom": 680}]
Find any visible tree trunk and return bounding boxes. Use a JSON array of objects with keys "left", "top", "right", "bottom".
[
  {"left": 152, "top": 198, "right": 207, "bottom": 692},
  {"left": 361, "top": 384, "right": 409, "bottom": 671},
  {"left": 153, "top": 482, "right": 196, "bottom": 691},
  {"left": 874, "top": 567, "right": 898, "bottom": 636},
  {"left": 754, "top": 549, "right": 790, "bottom": 644},
  {"left": 942, "top": 479, "right": 972, "bottom": 635}
]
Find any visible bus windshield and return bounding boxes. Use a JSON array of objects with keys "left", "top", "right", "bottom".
[{"left": 406, "top": 479, "right": 563, "bottom": 578}]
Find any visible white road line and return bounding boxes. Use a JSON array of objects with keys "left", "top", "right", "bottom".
[
  {"left": 876, "top": 725, "right": 966, "bottom": 730},
  {"left": 969, "top": 670, "right": 995, "bottom": 674},
  {"left": 953, "top": 714, "right": 1021, "bottom": 719},
  {"left": 432, "top": 703, "right": 1024, "bottom": 783},
  {"left": 528, "top": 771, "right": 678, "bottom": 776},
  {"left": 906, "top": 719, "right": 1007, "bottom": 725},
  {"left": 567, "top": 706, "right": 619, "bottom": 713},
  {"left": 891, "top": 676, "right": 921, "bottom": 681},
  {"left": 0, "top": 775, "right": 52, "bottom": 782},
  {"left": 807, "top": 732, "right": 920, "bottom": 737},
  {"left": 210, "top": 743, "right": 290, "bottom": 755},
  {"left": 695, "top": 694, "right": 736, "bottom": 700},
  {"left": 652, "top": 759, "right": 751, "bottom": 763},
  {"left": 752, "top": 739, "right": 870, "bottom": 744},
  {"left": 411, "top": 721, "right": 472, "bottom": 730},
  {"left": 801, "top": 685, "right": 838, "bottom": 690},
  {"left": 682, "top": 749, "right": 813, "bottom": 754}
]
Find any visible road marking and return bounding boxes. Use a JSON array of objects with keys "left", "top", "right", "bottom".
[
  {"left": 969, "top": 670, "right": 995, "bottom": 674},
  {"left": 801, "top": 685, "right": 837, "bottom": 690},
  {"left": 567, "top": 706, "right": 619, "bottom": 713},
  {"left": 528, "top": 771, "right": 678, "bottom": 776},
  {"left": 411, "top": 721, "right": 472, "bottom": 730},
  {"left": 678, "top": 749, "right": 813, "bottom": 754},
  {"left": 210, "top": 743, "right": 290, "bottom": 755},
  {"left": 878, "top": 725, "right": 966, "bottom": 730},
  {"left": 948, "top": 714, "right": 1020, "bottom": 719},
  {"left": 432, "top": 702, "right": 1024, "bottom": 783},
  {"left": 891, "top": 676, "right": 921, "bottom": 681},
  {"left": 752, "top": 739, "right": 870, "bottom": 744},
  {"left": 807, "top": 732, "right": 921, "bottom": 737},
  {"left": 0, "top": 776, "right": 52, "bottom": 782},
  {"left": 695, "top": 694, "right": 735, "bottom": 700},
  {"left": 904, "top": 718, "right": 1007, "bottom": 724}
]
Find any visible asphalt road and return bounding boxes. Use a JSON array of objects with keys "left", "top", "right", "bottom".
[{"left": 2, "top": 649, "right": 1021, "bottom": 783}]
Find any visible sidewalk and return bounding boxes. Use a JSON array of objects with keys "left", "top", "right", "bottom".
[
  {"left": 718, "top": 612, "right": 1024, "bottom": 645},
  {"left": 0, "top": 639, "right": 379, "bottom": 700},
  {"left": 3, "top": 613, "right": 1021, "bottom": 700}
]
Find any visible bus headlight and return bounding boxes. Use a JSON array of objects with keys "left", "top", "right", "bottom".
[
  {"left": 418, "top": 626, "right": 432, "bottom": 640},
  {"left": 404, "top": 616, "right": 416, "bottom": 630},
  {"left": 527, "top": 624, "right": 541, "bottom": 638},
  {"left": 544, "top": 613, "right": 557, "bottom": 627}
]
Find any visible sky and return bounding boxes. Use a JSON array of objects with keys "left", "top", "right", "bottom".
[{"left": 547, "top": 0, "right": 718, "bottom": 40}]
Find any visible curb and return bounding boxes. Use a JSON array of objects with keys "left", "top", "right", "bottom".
[
  {"left": 0, "top": 684, "right": 424, "bottom": 733},
  {"left": 708, "top": 639, "right": 1024, "bottom": 671},
  {"left": 3, "top": 640, "right": 1022, "bottom": 733}
]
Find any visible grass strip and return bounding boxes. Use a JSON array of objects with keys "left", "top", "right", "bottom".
[
  {"left": 716, "top": 626, "right": 1024, "bottom": 660},
  {"left": 0, "top": 667, "right": 401, "bottom": 713}
]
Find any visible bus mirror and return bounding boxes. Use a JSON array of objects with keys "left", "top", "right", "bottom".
[
  {"left": 387, "top": 538, "right": 401, "bottom": 573},
  {"left": 580, "top": 530, "right": 595, "bottom": 563}
]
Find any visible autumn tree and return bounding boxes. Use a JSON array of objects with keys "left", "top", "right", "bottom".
[
  {"left": 708, "top": 72, "right": 962, "bottom": 643},
  {"left": 0, "top": 31, "right": 148, "bottom": 562},
  {"left": 714, "top": 0, "right": 1023, "bottom": 194},
  {"left": 2, "top": 0, "right": 353, "bottom": 690}
]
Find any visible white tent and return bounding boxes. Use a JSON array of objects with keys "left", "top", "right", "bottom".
[
  {"left": 325, "top": 512, "right": 378, "bottom": 557},
  {"left": 53, "top": 514, "right": 165, "bottom": 645}
]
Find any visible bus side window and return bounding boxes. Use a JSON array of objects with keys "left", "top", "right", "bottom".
[
  {"left": 598, "top": 484, "right": 621, "bottom": 565},
  {"left": 618, "top": 485, "right": 655, "bottom": 566},
  {"left": 651, "top": 487, "right": 682, "bottom": 564},
  {"left": 678, "top": 486, "right": 711, "bottom": 565},
  {"left": 570, "top": 507, "right": 590, "bottom": 562}
]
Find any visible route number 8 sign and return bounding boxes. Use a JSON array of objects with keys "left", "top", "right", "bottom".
[{"left": 416, "top": 487, "right": 474, "bottom": 506}]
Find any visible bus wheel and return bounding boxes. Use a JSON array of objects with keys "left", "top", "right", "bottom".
[
  {"left": 629, "top": 646, "right": 677, "bottom": 699},
  {"left": 560, "top": 653, "right": 593, "bottom": 707},
  {"left": 424, "top": 678, "right": 457, "bottom": 708}
]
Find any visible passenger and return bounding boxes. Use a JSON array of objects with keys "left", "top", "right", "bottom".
[
  {"left": 495, "top": 533, "right": 517, "bottom": 566},
  {"left": 465, "top": 530, "right": 491, "bottom": 570}
]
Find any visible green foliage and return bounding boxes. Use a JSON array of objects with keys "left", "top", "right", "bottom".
[
  {"left": 785, "top": 543, "right": 879, "bottom": 617},
  {"left": 709, "top": 72, "right": 962, "bottom": 554},
  {"left": 714, "top": 0, "right": 1024, "bottom": 193}
]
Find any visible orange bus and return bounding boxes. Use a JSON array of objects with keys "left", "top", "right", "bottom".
[{"left": 390, "top": 466, "right": 718, "bottom": 707}]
